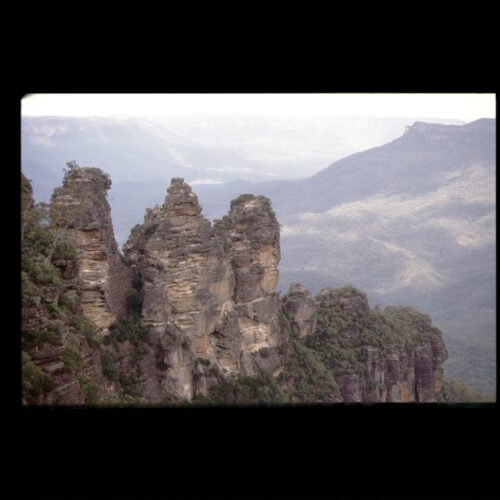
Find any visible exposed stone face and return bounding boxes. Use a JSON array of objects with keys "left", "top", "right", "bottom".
[
  {"left": 223, "top": 194, "right": 281, "bottom": 373},
  {"left": 51, "top": 167, "right": 132, "bottom": 334},
  {"left": 23, "top": 171, "right": 450, "bottom": 405},
  {"left": 281, "top": 287, "right": 447, "bottom": 403},
  {"left": 124, "top": 178, "right": 240, "bottom": 400},
  {"left": 281, "top": 283, "right": 317, "bottom": 337},
  {"left": 22, "top": 247, "right": 104, "bottom": 405},
  {"left": 28, "top": 344, "right": 84, "bottom": 405},
  {"left": 124, "top": 182, "right": 282, "bottom": 399}
]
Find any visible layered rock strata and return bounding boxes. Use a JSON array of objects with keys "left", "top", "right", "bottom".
[
  {"left": 280, "top": 286, "right": 448, "bottom": 402},
  {"left": 50, "top": 167, "right": 132, "bottom": 334},
  {"left": 23, "top": 170, "right": 449, "bottom": 404},
  {"left": 124, "top": 180, "right": 282, "bottom": 399}
]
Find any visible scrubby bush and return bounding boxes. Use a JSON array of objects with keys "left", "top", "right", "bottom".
[
  {"left": 62, "top": 346, "right": 83, "bottom": 374},
  {"left": 101, "top": 350, "right": 120, "bottom": 382},
  {"left": 105, "top": 314, "right": 150, "bottom": 347},
  {"left": 201, "top": 372, "right": 286, "bottom": 405},
  {"left": 78, "top": 375, "right": 100, "bottom": 405},
  {"left": 70, "top": 315, "right": 100, "bottom": 348},
  {"left": 22, "top": 352, "right": 53, "bottom": 404},
  {"left": 439, "top": 377, "right": 490, "bottom": 403}
]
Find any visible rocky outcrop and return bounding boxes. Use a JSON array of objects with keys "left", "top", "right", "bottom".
[
  {"left": 50, "top": 167, "right": 132, "bottom": 334},
  {"left": 23, "top": 170, "right": 450, "bottom": 405},
  {"left": 281, "top": 283, "right": 317, "bottom": 338},
  {"left": 124, "top": 181, "right": 282, "bottom": 400},
  {"left": 221, "top": 194, "right": 281, "bottom": 372},
  {"left": 22, "top": 214, "right": 104, "bottom": 405},
  {"left": 124, "top": 179, "right": 235, "bottom": 399},
  {"left": 280, "top": 286, "right": 448, "bottom": 403}
]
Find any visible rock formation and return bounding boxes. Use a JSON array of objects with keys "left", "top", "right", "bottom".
[
  {"left": 22, "top": 170, "right": 450, "bottom": 405},
  {"left": 222, "top": 194, "right": 281, "bottom": 367},
  {"left": 50, "top": 166, "right": 132, "bottom": 334},
  {"left": 22, "top": 172, "right": 104, "bottom": 404},
  {"left": 124, "top": 180, "right": 282, "bottom": 400},
  {"left": 279, "top": 286, "right": 448, "bottom": 403},
  {"left": 281, "top": 283, "right": 317, "bottom": 338}
]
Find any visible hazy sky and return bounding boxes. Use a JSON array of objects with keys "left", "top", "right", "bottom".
[{"left": 21, "top": 93, "right": 495, "bottom": 122}]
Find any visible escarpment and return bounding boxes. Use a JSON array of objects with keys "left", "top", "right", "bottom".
[{"left": 22, "top": 169, "right": 450, "bottom": 404}]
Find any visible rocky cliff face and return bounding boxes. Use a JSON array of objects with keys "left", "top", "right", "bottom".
[
  {"left": 279, "top": 286, "right": 448, "bottom": 403},
  {"left": 219, "top": 194, "right": 281, "bottom": 371},
  {"left": 281, "top": 283, "right": 317, "bottom": 338},
  {"left": 22, "top": 170, "right": 450, "bottom": 405},
  {"left": 123, "top": 180, "right": 282, "bottom": 400},
  {"left": 50, "top": 167, "right": 132, "bottom": 334},
  {"left": 22, "top": 172, "right": 105, "bottom": 405}
]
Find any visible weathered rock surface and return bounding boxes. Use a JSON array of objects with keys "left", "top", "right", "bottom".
[
  {"left": 221, "top": 194, "right": 281, "bottom": 373},
  {"left": 280, "top": 286, "right": 448, "bottom": 402},
  {"left": 124, "top": 181, "right": 282, "bottom": 399},
  {"left": 51, "top": 167, "right": 132, "bottom": 334},
  {"left": 281, "top": 283, "right": 317, "bottom": 337},
  {"left": 23, "top": 171, "right": 450, "bottom": 405},
  {"left": 22, "top": 233, "right": 103, "bottom": 404}
]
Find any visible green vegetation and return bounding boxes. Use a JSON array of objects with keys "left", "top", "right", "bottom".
[
  {"left": 439, "top": 377, "right": 491, "bottom": 403},
  {"left": 101, "top": 350, "right": 120, "bottom": 382},
  {"left": 195, "top": 372, "right": 287, "bottom": 405},
  {"left": 104, "top": 314, "right": 150, "bottom": 348},
  {"left": 77, "top": 375, "right": 100, "bottom": 405},
  {"left": 118, "top": 372, "right": 142, "bottom": 399},
  {"left": 69, "top": 315, "right": 100, "bottom": 348},
  {"left": 100, "top": 309, "right": 151, "bottom": 403},
  {"left": 21, "top": 173, "right": 104, "bottom": 404},
  {"left": 22, "top": 352, "right": 53, "bottom": 405},
  {"left": 213, "top": 214, "right": 233, "bottom": 231},
  {"left": 51, "top": 237, "right": 76, "bottom": 261},
  {"left": 62, "top": 161, "right": 111, "bottom": 187},
  {"left": 46, "top": 303, "right": 62, "bottom": 319},
  {"left": 230, "top": 194, "right": 257, "bottom": 208},
  {"left": 62, "top": 346, "right": 83, "bottom": 374},
  {"left": 199, "top": 286, "right": 448, "bottom": 404},
  {"left": 278, "top": 336, "right": 341, "bottom": 402},
  {"left": 23, "top": 320, "right": 63, "bottom": 349}
]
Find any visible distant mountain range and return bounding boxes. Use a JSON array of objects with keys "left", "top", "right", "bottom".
[
  {"left": 22, "top": 114, "right": 462, "bottom": 245},
  {"left": 21, "top": 115, "right": 495, "bottom": 396}
]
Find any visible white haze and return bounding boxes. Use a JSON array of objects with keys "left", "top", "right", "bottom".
[{"left": 22, "top": 93, "right": 495, "bottom": 122}]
